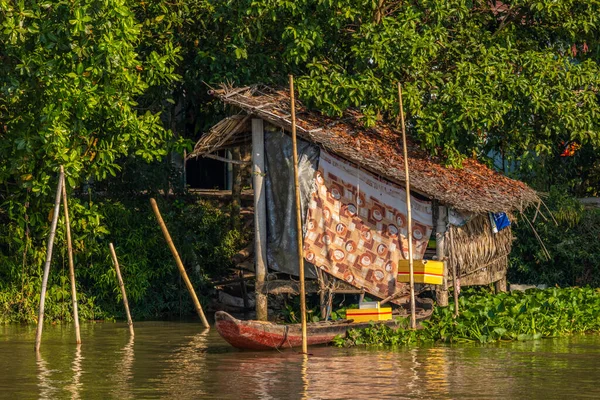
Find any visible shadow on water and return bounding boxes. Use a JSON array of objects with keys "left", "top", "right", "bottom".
[{"left": 3, "top": 322, "right": 600, "bottom": 399}]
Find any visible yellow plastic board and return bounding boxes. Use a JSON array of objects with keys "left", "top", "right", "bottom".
[
  {"left": 398, "top": 259, "right": 444, "bottom": 285},
  {"left": 346, "top": 307, "right": 393, "bottom": 323}
]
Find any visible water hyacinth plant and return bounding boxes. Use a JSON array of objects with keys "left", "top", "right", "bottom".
[{"left": 333, "top": 287, "right": 600, "bottom": 347}]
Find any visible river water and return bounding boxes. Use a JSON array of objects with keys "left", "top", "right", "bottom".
[{"left": 1, "top": 321, "right": 599, "bottom": 399}]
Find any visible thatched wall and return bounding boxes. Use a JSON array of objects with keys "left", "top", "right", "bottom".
[{"left": 445, "top": 214, "right": 512, "bottom": 287}]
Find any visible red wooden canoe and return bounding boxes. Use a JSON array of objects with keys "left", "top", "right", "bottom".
[{"left": 215, "top": 308, "right": 433, "bottom": 350}]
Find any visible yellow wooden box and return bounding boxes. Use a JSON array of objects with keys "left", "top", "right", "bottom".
[
  {"left": 346, "top": 307, "right": 392, "bottom": 323},
  {"left": 398, "top": 259, "right": 444, "bottom": 285}
]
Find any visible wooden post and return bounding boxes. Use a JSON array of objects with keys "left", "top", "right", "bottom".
[
  {"left": 252, "top": 118, "right": 269, "bottom": 321},
  {"left": 495, "top": 276, "right": 507, "bottom": 293},
  {"left": 398, "top": 83, "right": 417, "bottom": 330},
  {"left": 61, "top": 168, "right": 81, "bottom": 344},
  {"left": 231, "top": 147, "right": 242, "bottom": 231},
  {"left": 150, "top": 198, "right": 210, "bottom": 328},
  {"left": 290, "top": 75, "right": 308, "bottom": 353},
  {"left": 435, "top": 205, "right": 449, "bottom": 307},
  {"left": 108, "top": 243, "right": 134, "bottom": 337},
  {"left": 35, "top": 168, "right": 64, "bottom": 352},
  {"left": 449, "top": 226, "right": 459, "bottom": 317}
]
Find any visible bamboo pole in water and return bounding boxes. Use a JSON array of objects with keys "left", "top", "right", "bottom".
[
  {"left": 150, "top": 198, "right": 210, "bottom": 329},
  {"left": 398, "top": 83, "right": 417, "bottom": 330},
  {"left": 35, "top": 168, "right": 64, "bottom": 352},
  {"left": 61, "top": 168, "right": 81, "bottom": 344},
  {"left": 289, "top": 75, "right": 308, "bottom": 353},
  {"left": 109, "top": 243, "right": 135, "bottom": 337}
]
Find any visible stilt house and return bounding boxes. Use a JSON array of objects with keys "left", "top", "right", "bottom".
[{"left": 188, "top": 85, "right": 540, "bottom": 316}]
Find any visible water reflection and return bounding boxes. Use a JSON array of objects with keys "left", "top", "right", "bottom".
[
  {"left": 157, "top": 328, "right": 210, "bottom": 398},
  {"left": 300, "top": 353, "right": 309, "bottom": 400},
  {"left": 36, "top": 352, "right": 58, "bottom": 399},
  {"left": 112, "top": 336, "right": 135, "bottom": 399},
  {"left": 422, "top": 347, "right": 450, "bottom": 398},
  {"left": 3, "top": 323, "right": 600, "bottom": 399},
  {"left": 66, "top": 345, "right": 84, "bottom": 400}
]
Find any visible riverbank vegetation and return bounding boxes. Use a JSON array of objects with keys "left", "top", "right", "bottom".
[
  {"left": 0, "top": 196, "right": 242, "bottom": 323},
  {"left": 334, "top": 287, "right": 600, "bottom": 347},
  {"left": 1, "top": 0, "right": 600, "bottom": 323}
]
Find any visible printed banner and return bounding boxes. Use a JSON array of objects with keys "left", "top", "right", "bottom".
[{"left": 303, "top": 151, "right": 433, "bottom": 297}]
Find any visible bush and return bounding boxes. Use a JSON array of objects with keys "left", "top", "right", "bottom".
[
  {"left": 509, "top": 187, "right": 600, "bottom": 287},
  {"left": 0, "top": 195, "right": 244, "bottom": 323}
]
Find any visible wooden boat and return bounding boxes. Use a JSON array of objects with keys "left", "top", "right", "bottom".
[{"left": 215, "top": 307, "right": 433, "bottom": 350}]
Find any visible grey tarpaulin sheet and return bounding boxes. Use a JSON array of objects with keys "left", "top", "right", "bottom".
[{"left": 265, "top": 129, "right": 319, "bottom": 279}]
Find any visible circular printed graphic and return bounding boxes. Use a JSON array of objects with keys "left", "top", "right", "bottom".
[
  {"left": 344, "top": 272, "right": 354, "bottom": 283},
  {"left": 331, "top": 186, "right": 342, "bottom": 200},
  {"left": 322, "top": 234, "right": 332, "bottom": 245},
  {"left": 307, "top": 219, "right": 317, "bottom": 231},
  {"left": 316, "top": 171, "right": 324, "bottom": 185},
  {"left": 374, "top": 269, "right": 385, "bottom": 281},
  {"left": 305, "top": 251, "right": 315, "bottom": 262},
  {"left": 346, "top": 203, "right": 357, "bottom": 216},
  {"left": 345, "top": 240, "right": 357, "bottom": 253},
  {"left": 323, "top": 207, "right": 332, "bottom": 222},
  {"left": 377, "top": 243, "right": 388, "bottom": 256},
  {"left": 413, "top": 224, "right": 426, "bottom": 240},
  {"left": 396, "top": 214, "right": 407, "bottom": 229},
  {"left": 371, "top": 206, "right": 384, "bottom": 222},
  {"left": 357, "top": 193, "right": 365, "bottom": 207},
  {"left": 360, "top": 253, "right": 372, "bottom": 266},
  {"left": 332, "top": 249, "right": 346, "bottom": 262},
  {"left": 360, "top": 227, "right": 372, "bottom": 241},
  {"left": 385, "top": 261, "right": 393, "bottom": 272},
  {"left": 387, "top": 224, "right": 398, "bottom": 237},
  {"left": 335, "top": 223, "right": 347, "bottom": 235}
]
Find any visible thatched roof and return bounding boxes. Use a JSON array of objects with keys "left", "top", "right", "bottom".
[{"left": 189, "top": 85, "right": 540, "bottom": 213}]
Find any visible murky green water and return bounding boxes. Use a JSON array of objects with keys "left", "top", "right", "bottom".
[{"left": 1, "top": 321, "right": 600, "bottom": 399}]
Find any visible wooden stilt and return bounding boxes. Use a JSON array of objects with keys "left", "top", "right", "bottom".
[
  {"left": 150, "top": 198, "right": 210, "bottom": 328},
  {"left": 35, "top": 168, "right": 64, "bottom": 352},
  {"left": 435, "top": 205, "right": 449, "bottom": 307},
  {"left": 108, "top": 243, "right": 135, "bottom": 337},
  {"left": 289, "top": 75, "right": 308, "bottom": 353},
  {"left": 398, "top": 83, "right": 417, "bottom": 330},
  {"left": 252, "top": 119, "right": 269, "bottom": 321},
  {"left": 449, "top": 226, "right": 460, "bottom": 317},
  {"left": 61, "top": 168, "right": 81, "bottom": 344}
]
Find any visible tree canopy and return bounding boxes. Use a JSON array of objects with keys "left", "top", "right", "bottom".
[{"left": 182, "top": 0, "right": 600, "bottom": 173}]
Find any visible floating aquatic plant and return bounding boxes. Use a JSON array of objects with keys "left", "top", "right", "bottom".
[{"left": 334, "top": 287, "right": 600, "bottom": 347}]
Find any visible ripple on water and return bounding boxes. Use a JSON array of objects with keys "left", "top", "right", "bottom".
[{"left": 1, "top": 323, "right": 600, "bottom": 399}]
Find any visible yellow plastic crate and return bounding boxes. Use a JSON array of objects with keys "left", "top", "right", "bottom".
[
  {"left": 398, "top": 259, "right": 444, "bottom": 285},
  {"left": 346, "top": 307, "right": 392, "bottom": 323}
]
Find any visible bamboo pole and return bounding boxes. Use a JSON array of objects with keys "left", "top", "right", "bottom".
[
  {"left": 35, "top": 168, "right": 64, "bottom": 352},
  {"left": 150, "top": 198, "right": 210, "bottom": 329},
  {"left": 398, "top": 83, "right": 417, "bottom": 330},
  {"left": 449, "top": 226, "right": 459, "bottom": 317},
  {"left": 289, "top": 75, "right": 308, "bottom": 353},
  {"left": 61, "top": 168, "right": 81, "bottom": 344},
  {"left": 109, "top": 243, "right": 135, "bottom": 337}
]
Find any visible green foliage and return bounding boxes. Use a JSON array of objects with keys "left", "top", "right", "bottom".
[
  {"left": 176, "top": 0, "right": 600, "bottom": 167},
  {"left": 510, "top": 188, "right": 600, "bottom": 286},
  {"left": 0, "top": 196, "right": 243, "bottom": 323},
  {"left": 0, "top": 0, "right": 180, "bottom": 194},
  {"left": 0, "top": 0, "right": 189, "bottom": 323},
  {"left": 334, "top": 287, "right": 600, "bottom": 347}
]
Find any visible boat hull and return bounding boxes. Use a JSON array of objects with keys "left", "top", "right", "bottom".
[{"left": 215, "top": 309, "right": 431, "bottom": 350}]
